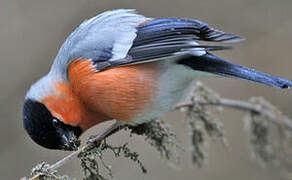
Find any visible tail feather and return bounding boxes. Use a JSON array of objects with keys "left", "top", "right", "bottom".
[{"left": 177, "top": 53, "right": 292, "bottom": 89}]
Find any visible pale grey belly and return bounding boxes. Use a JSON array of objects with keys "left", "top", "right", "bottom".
[{"left": 130, "top": 63, "right": 197, "bottom": 125}]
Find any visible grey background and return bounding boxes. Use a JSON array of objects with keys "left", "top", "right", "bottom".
[{"left": 1, "top": 0, "right": 292, "bottom": 179}]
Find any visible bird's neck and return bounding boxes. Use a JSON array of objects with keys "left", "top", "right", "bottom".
[{"left": 42, "top": 81, "right": 110, "bottom": 131}]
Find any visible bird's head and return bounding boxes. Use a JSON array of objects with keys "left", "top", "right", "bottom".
[
  {"left": 22, "top": 98, "right": 82, "bottom": 151},
  {"left": 22, "top": 77, "right": 86, "bottom": 151}
]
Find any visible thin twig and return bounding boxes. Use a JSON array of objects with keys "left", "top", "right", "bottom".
[
  {"left": 29, "top": 121, "right": 123, "bottom": 180},
  {"left": 176, "top": 98, "right": 292, "bottom": 129}
]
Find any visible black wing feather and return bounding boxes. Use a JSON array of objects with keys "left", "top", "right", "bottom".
[
  {"left": 126, "top": 18, "right": 243, "bottom": 65},
  {"left": 96, "top": 18, "right": 244, "bottom": 70},
  {"left": 133, "top": 18, "right": 244, "bottom": 45}
]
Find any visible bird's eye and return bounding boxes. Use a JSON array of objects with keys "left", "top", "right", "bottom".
[{"left": 52, "top": 119, "right": 61, "bottom": 128}]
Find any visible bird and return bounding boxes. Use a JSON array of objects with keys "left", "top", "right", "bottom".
[{"left": 22, "top": 9, "right": 292, "bottom": 151}]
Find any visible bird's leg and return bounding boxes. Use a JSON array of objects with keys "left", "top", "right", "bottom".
[{"left": 87, "top": 120, "right": 124, "bottom": 144}]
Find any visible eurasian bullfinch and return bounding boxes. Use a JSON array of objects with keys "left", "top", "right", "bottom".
[{"left": 22, "top": 9, "right": 292, "bottom": 151}]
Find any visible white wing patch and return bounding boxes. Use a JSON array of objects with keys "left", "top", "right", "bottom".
[{"left": 187, "top": 41, "right": 206, "bottom": 56}]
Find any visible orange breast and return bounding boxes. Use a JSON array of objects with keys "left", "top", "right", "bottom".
[{"left": 68, "top": 59, "right": 159, "bottom": 124}]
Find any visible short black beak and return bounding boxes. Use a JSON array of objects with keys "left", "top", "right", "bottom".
[{"left": 61, "top": 130, "right": 80, "bottom": 151}]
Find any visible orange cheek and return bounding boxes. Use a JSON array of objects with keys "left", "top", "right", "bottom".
[{"left": 42, "top": 82, "right": 84, "bottom": 127}]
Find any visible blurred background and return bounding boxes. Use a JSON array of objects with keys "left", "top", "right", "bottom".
[{"left": 1, "top": 0, "right": 292, "bottom": 179}]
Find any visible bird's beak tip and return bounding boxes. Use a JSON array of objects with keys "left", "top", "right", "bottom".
[
  {"left": 62, "top": 131, "right": 81, "bottom": 151},
  {"left": 63, "top": 139, "right": 80, "bottom": 151}
]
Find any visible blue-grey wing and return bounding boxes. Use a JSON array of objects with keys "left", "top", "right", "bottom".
[
  {"left": 52, "top": 9, "right": 148, "bottom": 73},
  {"left": 98, "top": 17, "right": 244, "bottom": 70},
  {"left": 52, "top": 9, "right": 244, "bottom": 73}
]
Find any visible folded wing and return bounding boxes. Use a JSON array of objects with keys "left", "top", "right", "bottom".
[{"left": 107, "top": 17, "right": 244, "bottom": 69}]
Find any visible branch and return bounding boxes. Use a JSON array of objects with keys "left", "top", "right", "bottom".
[
  {"left": 176, "top": 97, "right": 292, "bottom": 130},
  {"left": 175, "top": 81, "right": 292, "bottom": 166},
  {"left": 24, "top": 81, "right": 292, "bottom": 179},
  {"left": 28, "top": 121, "right": 124, "bottom": 180},
  {"left": 26, "top": 119, "right": 179, "bottom": 180}
]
